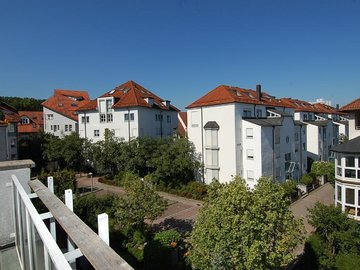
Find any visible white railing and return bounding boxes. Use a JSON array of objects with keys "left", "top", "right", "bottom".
[{"left": 12, "top": 175, "right": 72, "bottom": 270}]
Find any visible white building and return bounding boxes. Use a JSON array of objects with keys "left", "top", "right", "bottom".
[
  {"left": 77, "top": 80, "right": 179, "bottom": 142},
  {"left": 280, "top": 98, "right": 342, "bottom": 163},
  {"left": 187, "top": 84, "right": 307, "bottom": 188},
  {"left": 340, "top": 97, "right": 360, "bottom": 140},
  {"left": 42, "top": 90, "right": 90, "bottom": 138},
  {"left": 0, "top": 102, "right": 20, "bottom": 161},
  {"left": 333, "top": 97, "right": 360, "bottom": 220}
]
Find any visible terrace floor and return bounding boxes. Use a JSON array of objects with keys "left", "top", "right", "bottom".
[{"left": 0, "top": 246, "right": 21, "bottom": 270}]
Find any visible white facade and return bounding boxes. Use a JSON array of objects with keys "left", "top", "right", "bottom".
[
  {"left": 0, "top": 123, "right": 18, "bottom": 161},
  {"left": 187, "top": 103, "right": 306, "bottom": 187},
  {"left": 43, "top": 107, "right": 78, "bottom": 138},
  {"left": 348, "top": 112, "right": 360, "bottom": 140},
  {"left": 78, "top": 96, "right": 178, "bottom": 142}
]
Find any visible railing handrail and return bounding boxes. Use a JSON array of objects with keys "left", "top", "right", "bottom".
[
  {"left": 12, "top": 175, "right": 72, "bottom": 270},
  {"left": 28, "top": 179, "right": 133, "bottom": 270}
]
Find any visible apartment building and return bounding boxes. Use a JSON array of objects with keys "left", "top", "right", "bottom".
[
  {"left": 0, "top": 102, "right": 20, "bottom": 161},
  {"left": 340, "top": 97, "right": 360, "bottom": 140},
  {"left": 77, "top": 80, "right": 179, "bottom": 142},
  {"left": 280, "top": 98, "right": 341, "bottom": 163},
  {"left": 18, "top": 111, "right": 44, "bottom": 140},
  {"left": 42, "top": 90, "right": 90, "bottom": 137},
  {"left": 187, "top": 84, "right": 306, "bottom": 188}
]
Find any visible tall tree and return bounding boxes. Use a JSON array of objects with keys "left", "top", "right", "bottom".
[
  {"left": 190, "top": 177, "right": 303, "bottom": 270},
  {"left": 0, "top": 96, "right": 45, "bottom": 111}
]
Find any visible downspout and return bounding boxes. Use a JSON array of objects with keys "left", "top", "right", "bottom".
[
  {"left": 272, "top": 126, "right": 275, "bottom": 181},
  {"left": 201, "top": 107, "right": 205, "bottom": 183},
  {"left": 160, "top": 110, "right": 163, "bottom": 139},
  {"left": 127, "top": 108, "right": 131, "bottom": 142},
  {"left": 299, "top": 125, "right": 303, "bottom": 178},
  {"left": 84, "top": 112, "right": 87, "bottom": 139}
]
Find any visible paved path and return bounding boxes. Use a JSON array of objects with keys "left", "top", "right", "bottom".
[{"left": 77, "top": 176, "right": 334, "bottom": 237}]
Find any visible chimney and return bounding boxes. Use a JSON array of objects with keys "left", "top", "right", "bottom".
[
  {"left": 336, "top": 104, "right": 339, "bottom": 110},
  {"left": 256, "top": 84, "right": 262, "bottom": 101},
  {"left": 162, "top": 100, "right": 170, "bottom": 109}
]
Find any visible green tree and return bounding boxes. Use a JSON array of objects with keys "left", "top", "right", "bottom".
[
  {"left": 311, "top": 161, "right": 335, "bottom": 185},
  {"left": 190, "top": 177, "right": 303, "bottom": 270},
  {"left": 0, "top": 96, "right": 45, "bottom": 111},
  {"left": 114, "top": 174, "right": 166, "bottom": 234},
  {"left": 152, "top": 137, "right": 200, "bottom": 187},
  {"left": 38, "top": 169, "right": 76, "bottom": 198}
]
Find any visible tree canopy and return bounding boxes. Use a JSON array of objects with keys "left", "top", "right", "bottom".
[
  {"left": 189, "top": 177, "right": 304, "bottom": 270},
  {"left": 0, "top": 96, "right": 45, "bottom": 111}
]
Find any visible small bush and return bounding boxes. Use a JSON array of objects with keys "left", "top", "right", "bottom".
[
  {"left": 157, "top": 181, "right": 208, "bottom": 200},
  {"left": 300, "top": 174, "right": 315, "bottom": 186},
  {"left": 154, "top": 229, "right": 181, "bottom": 247},
  {"left": 280, "top": 180, "right": 299, "bottom": 201},
  {"left": 38, "top": 169, "right": 76, "bottom": 198}
]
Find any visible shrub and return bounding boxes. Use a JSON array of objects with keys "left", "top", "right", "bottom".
[
  {"left": 157, "top": 181, "right": 208, "bottom": 200},
  {"left": 300, "top": 174, "right": 314, "bottom": 186},
  {"left": 38, "top": 169, "right": 76, "bottom": 198},
  {"left": 280, "top": 180, "right": 299, "bottom": 201},
  {"left": 154, "top": 229, "right": 181, "bottom": 247}
]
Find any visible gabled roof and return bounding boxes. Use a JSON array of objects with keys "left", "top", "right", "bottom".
[
  {"left": 304, "top": 120, "right": 331, "bottom": 127},
  {"left": 186, "top": 85, "right": 292, "bottom": 109},
  {"left": 0, "top": 101, "right": 20, "bottom": 123},
  {"left": 331, "top": 136, "right": 360, "bottom": 154},
  {"left": 18, "top": 111, "right": 44, "bottom": 133},
  {"left": 340, "top": 97, "right": 360, "bottom": 112},
  {"left": 280, "top": 98, "right": 322, "bottom": 113},
  {"left": 42, "top": 89, "right": 90, "bottom": 121},
  {"left": 312, "top": 103, "right": 346, "bottom": 115},
  {"left": 78, "top": 81, "right": 179, "bottom": 112}
]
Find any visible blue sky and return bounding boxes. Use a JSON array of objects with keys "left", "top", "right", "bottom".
[{"left": 0, "top": 0, "right": 359, "bottom": 110}]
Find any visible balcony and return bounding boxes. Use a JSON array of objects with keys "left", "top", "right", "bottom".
[{"left": 0, "top": 160, "right": 133, "bottom": 270}]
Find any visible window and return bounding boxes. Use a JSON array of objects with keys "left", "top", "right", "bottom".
[
  {"left": 337, "top": 167, "right": 342, "bottom": 176},
  {"left": 206, "top": 169, "right": 219, "bottom": 182},
  {"left": 356, "top": 112, "right": 360, "bottom": 130},
  {"left": 256, "top": 109, "right": 262, "bottom": 118},
  {"left": 107, "top": 113, "right": 113, "bottom": 122},
  {"left": 295, "top": 144, "right": 299, "bottom": 153},
  {"left": 94, "top": 130, "right": 100, "bottom": 137},
  {"left": 285, "top": 153, "right": 291, "bottom": 162},
  {"left": 106, "top": 99, "right": 113, "bottom": 111},
  {"left": 125, "top": 113, "right": 134, "bottom": 121},
  {"left": 303, "top": 114, "right": 308, "bottom": 120},
  {"left": 303, "top": 143, "right": 306, "bottom": 150},
  {"left": 345, "top": 169, "right": 356, "bottom": 178},
  {"left": 275, "top": 147, "right": 280, "bottom": 158},
  {"left": 65, "top": 125, "right": 69, "bottom": 132},
  {"left": 246, "top": 128, "right": 253, "bottom": 139},
  {"left": 155, "top": 114, "right": 163, "bottom": 121},
  {"left": 100, "top": 114, "right": 106, "bottom": 123},
  {"left": 206, "top": 149, "right": 219, "bottom": 167},
  {"left": 51, "top": 125, "right": 59, "bottom": 132},
  {"left": 81, "top": 116, "right": 89, "bottom": 123},
  {"left": 10, "top": 139, "right": 15, "bottom": 148},
  {"left": 167, "top": 115, "right": 171, "bottom": 123},
  {"left": 205, "top": 129, "right": 218, "bottom": 147},
  {"left": 21, "top": 117, "right": 29, "bottom": 124},
  {"left": 247, "top": 170, "right": 254, "bottom": 182},
  {"left": 346, "top": 157, "right": 355, "bottom": 167},
  {"left": 191, "top": 111, "right": 199, "bottom": 127},
  {"left": 337, "top": 186, "right": 342, "bottom": 201},
  {"left": 69, "top": 124, "right": 72, "bottom": 131},
  {"left": 243, "top": 109, "right": 252, "bottom": 117},
  {"left": 8, "top": 124, "right": 15, "bottom": 132},
  {"left": 46, "top": 114, "right": 53, "bottom": 120},
  {"left": 294, "top": 131, "right": 299, "bottom": 141},
  {"left": 346, "top": 188, "right": 355, "bottom": 204},
  {"left": 276, "top": 167, "right": 281, "bottom": 180},
  {"left": 247, "top": 149, "right": 254, "bottom": 160}
]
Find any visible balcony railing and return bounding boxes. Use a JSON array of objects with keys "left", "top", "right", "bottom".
[{"left": 12, "top": 175, "right": 133, "bottom": 270}]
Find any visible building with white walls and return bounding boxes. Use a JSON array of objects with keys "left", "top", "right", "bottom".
[
  {"left": 340, "top": 97, "right": 360, "bottom": 140},
  {"left": 0, "top": 102, "right": 20, "bottom": 161},
  {"left": 186, "top": 84, "right": 307, "bottom": 187},
  {"left": 77, "top": 80, "right": 179, "bottom": 142},
  {"left": 280, "top": 98, "right": 343, "bottom": 163},
  {"left": 42, "top": 90, "right": 90, "bottom": 138}
]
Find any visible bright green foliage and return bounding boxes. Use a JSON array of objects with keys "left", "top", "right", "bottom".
[
  {"left": 154, "top": 229, "right": 181, "bottom": 246},
  {"left": 114, "top": 175, "right": 166, "bottom": 233},
  {"left": 308, "top": 203, "right": 360, "bottom": 256},
  {"left": 311, "top": 161, "right": 335, "bottom": 185},
  {"left": 300, "top": 173, "right": 315, "bottom": 185},
  {"left": 190, "top": 177, "right": 303, "bottom": 270},
  {"left": 280, "top": 179, "right": 299, "bottom": 201},
  {"left": 335, "top": 253, "right": 360, "bottom": 270},
  {"left": 38, "top": 169, "right": 76, "bottom": 198},
  {"left": 74, "top": 194, "right": 117, "bottom": 230},
  {"left": 42, "top": 133, "right": 88, "bottom": 171}
]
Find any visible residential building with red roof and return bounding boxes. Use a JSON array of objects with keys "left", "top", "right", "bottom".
[
  {"left": 279, "top": 98, "right": 344, "bottom": 164},
  {"left": 0, "top": 102, "right": 20, "bottom": 161},
  {"left": 77, "top": 80, "right": 179, "bottom": 142},
  {"left": 186, "top": 84, "right": 307, "bottom": 187},
  {"left": 340, "top": 97, "right": 360, "bottom": 140},
  {"left": 42, "top": 90, "right": 90, "bottom": 137},
  {"left": 18, "top": 111, "right": 44, "bottom": 139}
]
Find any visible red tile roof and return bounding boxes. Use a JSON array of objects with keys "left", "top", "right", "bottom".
[
  {"left": 78, "top": 80, "right": 179, "bottom": 112},
  {"left": 18, "top": 111, "right": 44, "bottom": 133},
  {"left": 177, "top": 112, "right": 187, "bottom": 137},
  {"left": 186, "top": 85, "right": 292, "bottom": 109},
  {"left": 312, "top": 103, "right": 346, "bottom": 115},
  {"left": 0, "top": 102, "right": 20, "bottom": 123},
  {"left": 340, "top": 97, "right": 360, "bottom": 112},
  {"left": 280, "top": 98, "right": 322, "bottom": 113},
  {"left": 42, "top": 89, "right": 90, "bottom": 121}
]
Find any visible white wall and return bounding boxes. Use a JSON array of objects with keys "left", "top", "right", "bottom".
[
  {"left": 43, "top": 107, "right": 77, "bottom": 138},
  {"left": 348, "top": 113, "right": 360, "bottom": 140}
]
